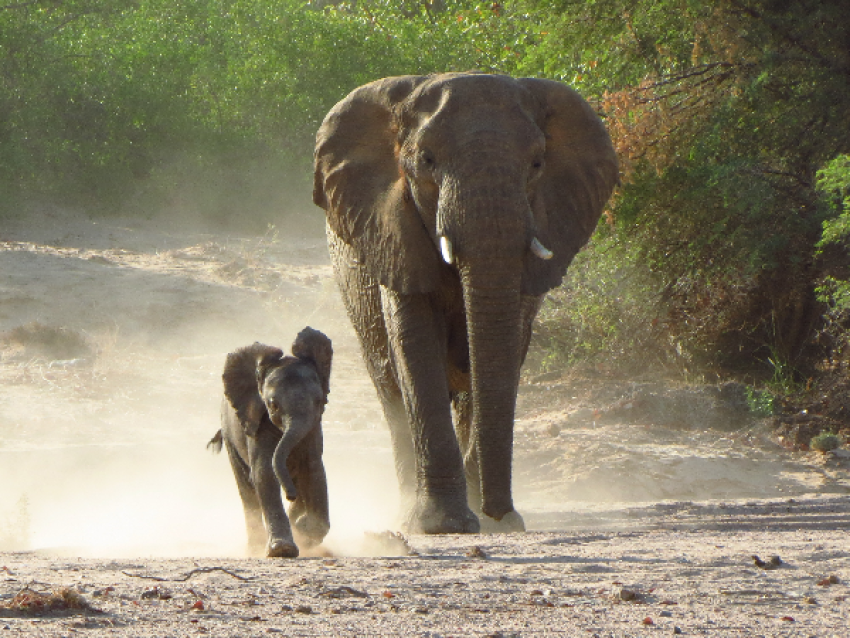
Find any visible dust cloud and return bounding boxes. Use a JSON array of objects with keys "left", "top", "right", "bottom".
[
  {"left": 0, "top": 208, "right": 398, "bottom": 558},
  {"left": 2, "top": 209, "right": 845, "bottom": 559}
]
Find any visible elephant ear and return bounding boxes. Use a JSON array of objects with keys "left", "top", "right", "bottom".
[
  {"left": 518, "top": 78, "right": 620, "bottom": 296},
  {"left": 313, "top": 75, "right": 442, "bottom": 294},
  {"left": 222, "top": 342, "right": 284, "bottom": 437},
  {"left": 291, "top": 326, "right": 333, "bottom": 398}
]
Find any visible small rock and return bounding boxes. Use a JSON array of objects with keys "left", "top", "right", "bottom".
[
  {"left": 673, "top": 627, "right": 682, "bottom": 635},
  {"left": 295, "top": 605, "right": 313, "bottom": 614},
  {"left": 752, "top": 555, "right": 782, "bottom": 570},
  {"left": 466, "top": 546, "right": 488, "bottom": 559},
  {"left": 817, "top": 574, "right": 840, "bottom": 586}
]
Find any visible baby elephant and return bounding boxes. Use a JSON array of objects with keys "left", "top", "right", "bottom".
[{"left": 208, "top": 327, "right": 332, "bottom": 558}]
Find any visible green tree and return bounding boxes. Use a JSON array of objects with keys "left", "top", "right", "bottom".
[{"left": 518, "top": 0, "right": 850, "bottom": 375}]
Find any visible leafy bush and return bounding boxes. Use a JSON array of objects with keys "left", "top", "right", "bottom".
[
  {"left": 810, "top": 432, "right": 841, "bottom": 453},
  {"left": 0, "top": 0, "right": 490, "bottom": 224},
  {"left": 532, "top": 230, "right": 679, "bottom": 374},
  {"left": 745, "top": 387, "right": 778, "bottom": 418}
]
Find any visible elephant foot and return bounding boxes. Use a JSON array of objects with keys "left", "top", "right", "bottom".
[
  {"left": 267, "top": 538, "right": 299, "bottom": 558},
  {"left": 292, "top": 514, "right": 330, "bottom": 549},
  {"left": 403, "top": 495, "right": 480, "bottom": 535},
  {"left": 477, "top": 509, "right": 525, "bottom": 533}
]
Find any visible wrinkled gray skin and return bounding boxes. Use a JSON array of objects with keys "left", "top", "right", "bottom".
[
  {"left": 208, "top": 327, "right": 333, "bottom": 557},
  {"left": 313, "top": 73, "right": 618, "bottom": 535}
]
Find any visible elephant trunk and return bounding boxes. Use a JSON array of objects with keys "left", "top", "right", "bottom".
[
  {"left": 272, "top": 417, "right": 313, "bottom": 502},
  {"left": 442, "top": 171, "right": 529, "bottom": 522},
  {"left": 460, "top": 261, "right": 524, "bottom": 522}
]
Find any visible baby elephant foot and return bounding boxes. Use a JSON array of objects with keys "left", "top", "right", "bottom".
[
  {"left": 478, "top": 509, "right": 525, "bottom": 533},
  {"left": 404, "top": 494, "right": 480, "bottom": 535},
  {"left": 267, "top": 538, "right": 299, "bottom": 558}
]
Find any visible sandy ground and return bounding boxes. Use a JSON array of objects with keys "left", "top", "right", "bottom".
[{"left": 1, "top": 208, "right": 849, "bottom": 636}]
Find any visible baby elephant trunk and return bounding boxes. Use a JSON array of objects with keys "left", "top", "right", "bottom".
[{"left": 271, "top": 417, "right": 313, "bottom": 501}]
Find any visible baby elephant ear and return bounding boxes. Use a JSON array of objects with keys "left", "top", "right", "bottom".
[
  {"left": 223, "top": 343, "right": 283, "bottom": 437},
  {"left": 291, "top": 327, "right": 333, "bottom": 396}
]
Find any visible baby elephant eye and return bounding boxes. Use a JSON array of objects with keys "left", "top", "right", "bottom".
[
  {"left": 267, "top": 398, "right": 280, "bottom": 413},
  {"left": 419, "top": 149, "right": 436, "bottom": 168}
]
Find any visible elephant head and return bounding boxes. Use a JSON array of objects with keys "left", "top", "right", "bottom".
[
  {"left": 222, "top": 328, "right": 332, "bottom": 508},
  {"left": 314, "top": 73, "right": 617, "bottom": 525}
]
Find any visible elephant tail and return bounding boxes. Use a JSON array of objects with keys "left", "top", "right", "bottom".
[{"left": 207, "top": 430, "right": 224, "bottom": 454}]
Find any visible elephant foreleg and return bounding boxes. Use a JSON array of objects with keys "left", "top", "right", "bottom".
[
  {"left": 327, "top": 231, "right": 417, "bottom": 504},
  {"left": 380, "top": 287, "right": 479, "bottom": 534},
  {"left": 249, "top": 428, "right": 298, "bottom": 558},
  {"left": 287, "top": 429, "right": 330, "bottom": 547}
]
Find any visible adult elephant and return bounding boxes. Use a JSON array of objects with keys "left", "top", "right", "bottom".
[{"left": 313, "top": 72, "right": 618, "bottom": 534}]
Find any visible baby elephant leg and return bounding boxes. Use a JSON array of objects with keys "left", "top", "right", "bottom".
[
  {"left": 250, "top": 427, "right": 299, "bottom": 558},
  {"left": 285, "top": 427, "right": 330, "bottom": 547},
  {"left": 223, "top": 440, "right": 266, "bottom": 555}
]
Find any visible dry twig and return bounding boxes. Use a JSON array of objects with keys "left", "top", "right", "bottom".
[{"left": 121, "top": 567, "right": 252, "bottom": 582}]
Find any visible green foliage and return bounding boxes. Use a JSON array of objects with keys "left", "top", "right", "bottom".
[
  {"left": 0, "top": 0, "right": 494, "bottom": 222},
  {"left": 744, "top": 387, "right": 777, "bottom": 418},
  {"left": 817, "top": 155, "right": 850, "bottom": 308},
  {"left": 533, "top": 228, "right": 676, "bottom": 373},
  {"left": 810, "top": 432, "right": 841, "bottom": 453},
  {"left": 528, "top": 0, "right": 850, "bottom": 374},
  {"left": 513, "top": 0, "right": 712, "bottom": 91},
  {"left": 3, "top": 0, "right": 850, "bottom": 381}
]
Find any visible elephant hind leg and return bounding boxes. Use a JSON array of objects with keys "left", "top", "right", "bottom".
[
  {"left": 224, "top": 440, "right": 265, "bottom": 555},
  {"left": 452, "top": 390, "right": 481, "bottom": 513}
]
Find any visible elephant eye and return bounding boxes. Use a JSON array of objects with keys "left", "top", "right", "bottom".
[
  {"left": 267, "top": 398, "right": 280, "bottom": 413},
  {"left": 529, "top": 157, "right": 545, "bottom": 183},
  {"left": 419, "top": 149, "right": 436, "bottom": 169}
]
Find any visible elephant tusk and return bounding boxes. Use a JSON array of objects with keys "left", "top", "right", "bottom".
[
  {"left": 530, "top": 237, "right": 554, "bottom": 260},
  {"left": 439, "top": 235, "right": 454, "bottom": 265}
]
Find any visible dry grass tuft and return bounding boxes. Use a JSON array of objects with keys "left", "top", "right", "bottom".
[{"left": 0, "top": 586, "right": 101, "bottom": 616}]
